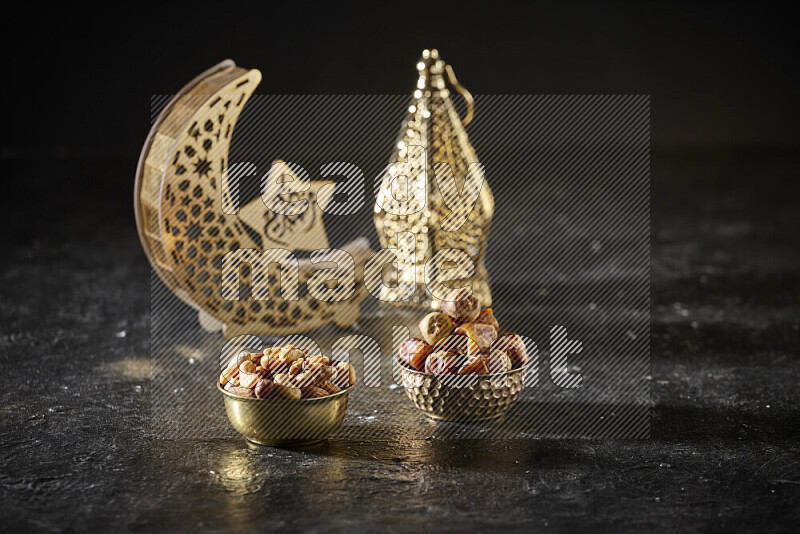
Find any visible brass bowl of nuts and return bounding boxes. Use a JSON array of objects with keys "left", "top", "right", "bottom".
[
  {"left": 397, "top": 288, "right": 531, "bottom": 422},
  {"left": 219, "top": 347, "right": 356, "bottom": 446}
]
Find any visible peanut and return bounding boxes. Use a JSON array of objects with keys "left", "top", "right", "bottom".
[
  {"left": 318, "top": 380, "right": 342, "bottom": 394},
  {"left": 219, "top": 361, "right": 240, "bottom": 385},
  {"left": 303, "top": 386, "right": 330, "bottom": 398},
  {"left": 273, "top": 373, "right": 302, "bottom": 400},
  {"left": 331, "top": 362, "right": 356, "bottom": 388}
]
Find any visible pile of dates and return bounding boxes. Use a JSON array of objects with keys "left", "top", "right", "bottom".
[
  {"left": 398, "top": 288, "right": 530, "bottom": 375},
  {"left": 220, "top": 345, "right": 356, "bottom": 400}
]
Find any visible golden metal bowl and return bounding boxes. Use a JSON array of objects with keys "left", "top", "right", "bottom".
[
  {"left": 398, "top": 365, "right": 527, "bottom": 421},
  {"left": 218, "top": 384, "right": 351, "bottom": 446}
]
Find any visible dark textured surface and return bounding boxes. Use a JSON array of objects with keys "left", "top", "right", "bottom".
[{"left": 1, "top": 148, "right": 799, "bottom": 532}]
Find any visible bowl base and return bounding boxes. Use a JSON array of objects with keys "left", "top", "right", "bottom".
[
  {"left": 423, "top": 411, "right": 508, "bottom": 423},
  {"left": 245, "top": 437, "right": 327, "bottom": 448}
]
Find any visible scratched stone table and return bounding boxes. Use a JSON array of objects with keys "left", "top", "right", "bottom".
[{"left": 0, "top": 148, "right": 798, "bottom": 532}]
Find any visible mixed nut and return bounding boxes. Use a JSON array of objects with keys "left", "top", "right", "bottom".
[
  {"left": 398, "top": 288, "right": 530, "bottom": 375},
  {"left": 219, "top": 346, "right": 356, "bottom": 399}
]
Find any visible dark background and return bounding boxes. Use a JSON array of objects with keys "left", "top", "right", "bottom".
[
  {"left": 2, "top": 1, "right": 799, "bottom": 159},
  {"left": 1, "top": 2, "right": 799, "bottom": 532}
]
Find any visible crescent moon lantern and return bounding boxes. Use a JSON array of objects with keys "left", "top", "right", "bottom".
[{"left": 135, "top": 60, "right": 371, "bottom": 338}]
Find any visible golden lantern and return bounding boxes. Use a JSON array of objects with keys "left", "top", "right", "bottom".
[{"left": 374, "top": 49, "right": 494, "bottom": 309}]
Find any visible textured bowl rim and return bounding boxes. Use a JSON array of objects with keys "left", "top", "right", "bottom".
[
  {"left": 217, "top": 382, "right": 353, "bottom": 403},
  {"left": 398, "top": 360, "right": 533, "bottom": 380}
]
